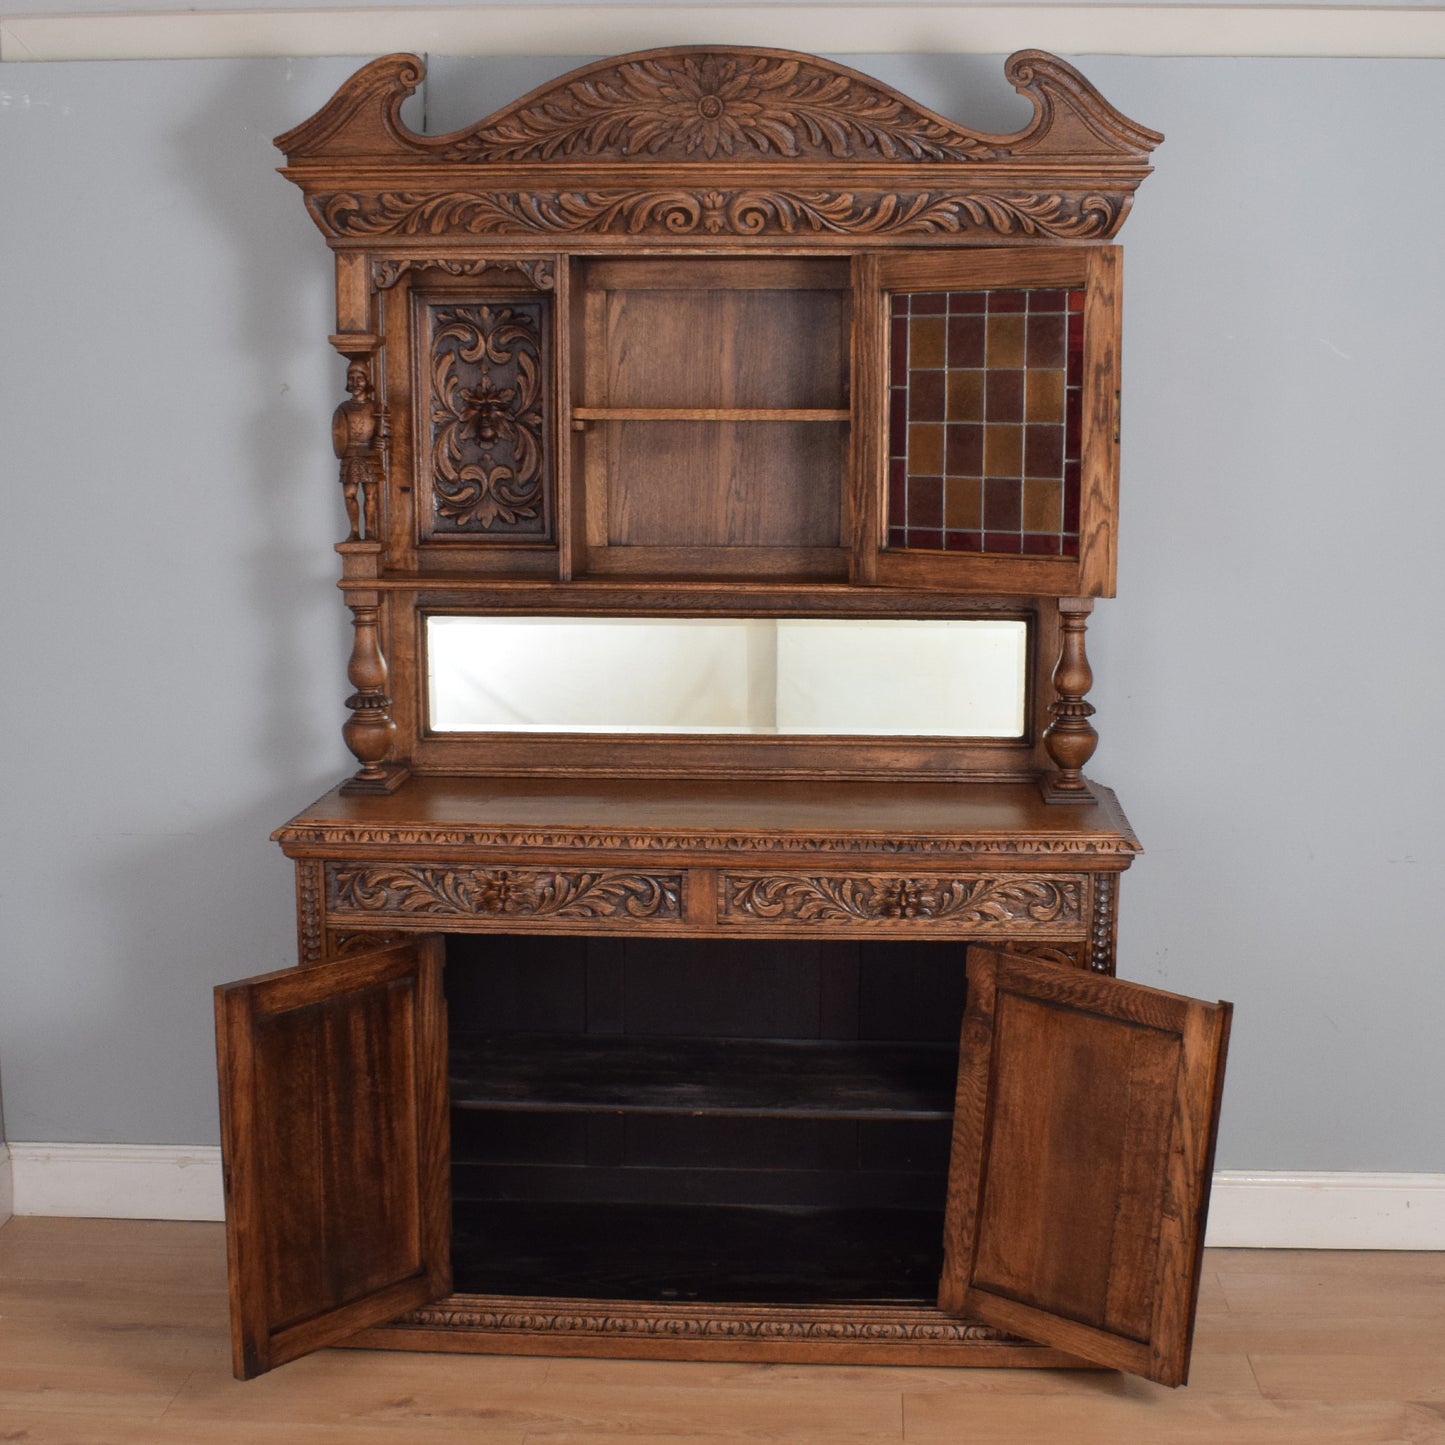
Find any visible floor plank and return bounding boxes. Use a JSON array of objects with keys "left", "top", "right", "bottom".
[{"left": 0, "top": 1219, "right": 1442, "bottom": 1444}]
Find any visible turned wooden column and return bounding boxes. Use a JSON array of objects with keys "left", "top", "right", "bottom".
[
  {"left": 1041, "top": 597, "right": 1098, "bottom": 803},
  {"left": 337, "top": 540, "right": 409, "bottom": 795}
]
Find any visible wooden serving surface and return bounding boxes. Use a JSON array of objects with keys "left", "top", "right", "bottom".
[{"left": 274, "top": 774, "right": 1139, "bottom": 858}]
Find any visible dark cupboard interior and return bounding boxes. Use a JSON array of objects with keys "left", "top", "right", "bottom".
[{"left": 444, "top": 934, "right": 969, "bottom": 1305}]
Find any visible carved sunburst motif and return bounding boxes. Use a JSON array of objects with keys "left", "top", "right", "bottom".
[
  {"left": 428, "top": 303, "right": 547, "bottom": 534},
  {"left": 651, "top": 55, "right": 789, "bottom": 158},
  {"left": 438, "top": 53, "right": 996, "bottom": 164}
]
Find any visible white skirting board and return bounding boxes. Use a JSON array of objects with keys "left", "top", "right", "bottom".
[
  {"left": 8, "top": 1144, "right": 225, "bottom": 1223},
  {"left": 0, "top": 1145, "right": 12, "bottom": 1226},
  {"left": 4, "top": 1147, "right": 1444, "bottom": 1248}
]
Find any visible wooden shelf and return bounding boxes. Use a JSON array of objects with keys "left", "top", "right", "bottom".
[
  {"left": 450, "top": 1199, "right": 945, "bottom": 1304},
  {"left": 572, "top": 407, "right": 850, "bottom": 423},
  {"left": 449, "top": 1034, "right": 959, "bottom": 1121}
]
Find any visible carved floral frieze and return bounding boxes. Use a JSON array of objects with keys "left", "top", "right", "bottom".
[
  {"left": 326, "top": 864, "right": 683, "bottom": 921},
  {"left": 319, "top": 188, "right": 1119, "bottom": 241},
  {"left": 720, "top": 874, "right": 1083, "bottom": 928}
]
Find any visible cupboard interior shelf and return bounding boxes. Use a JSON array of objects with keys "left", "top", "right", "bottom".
[
  {"left": 450, "top": 1198, "right": 946, "bottom": 1304},
  {"left": 572, "top": 407, "right": 851, "bottom": 423},
  {"left": 449, "top": 1034, "right": 959, "bottom": 1121}
]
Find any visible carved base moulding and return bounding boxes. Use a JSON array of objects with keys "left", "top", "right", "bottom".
[{"left": 349, "top": 1296, "right": 1092, "bottom": 1369}]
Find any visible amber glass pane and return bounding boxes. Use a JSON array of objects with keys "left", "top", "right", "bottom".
[{"left": 887, "top": 289, "right": 1082, "bottom": 557}]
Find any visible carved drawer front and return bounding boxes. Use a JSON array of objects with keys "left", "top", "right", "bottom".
[
  {"left": 718, "top": 872, "right": 1086, "bottom": 935},
  {"left": 324, "top": 863, "right": 684, "bottom": 929}
]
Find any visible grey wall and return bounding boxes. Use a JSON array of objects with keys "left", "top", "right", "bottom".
[{"left": 1, "top": 52, "right": 1441, "bottom": 1168}]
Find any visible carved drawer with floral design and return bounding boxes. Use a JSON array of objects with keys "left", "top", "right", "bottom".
[
  {"left": 323, "top": 861, "right": 685, "bottom": 930},
  {"left": 717, "top": 871, "right": 1086, "bottom": 936}
]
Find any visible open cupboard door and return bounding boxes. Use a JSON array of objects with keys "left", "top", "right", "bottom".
[
  {"left": 939, "top": 948, "right": 1230, "bottom": 1386},
  {"left": 214, "top": 937, "right": 450, "bottom": 1379}
]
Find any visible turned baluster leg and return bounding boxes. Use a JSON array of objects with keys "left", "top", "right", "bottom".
[
  {"left": 342, "top": 599, "right": 395, "bottom": 787},
  {"left": 336, "top": 541, "right": 409, "bottom": 795},
  {"left": 1042, "top": 597, "right": 1098, "bottom": 802}
]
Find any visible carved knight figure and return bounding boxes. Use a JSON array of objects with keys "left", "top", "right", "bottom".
[{"left": 331, "top": 360, "right": 387, "bottom": 540}]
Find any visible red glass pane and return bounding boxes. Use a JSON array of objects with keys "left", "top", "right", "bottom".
[
  {"left": 945, "top": 424, "right": 984, "bottom": 476},
  {"left": 947, "top": 315, "right": 986, "bottom": 368},
  {"left": 908, "top": 371, "right": 946, "bottom": 422},
  {"left": 889, "top": 318, "right": 910, "bottom": 384},
  {"left": 983, "top": 477, "right": 1021, "bottom": 532},
  {"left": 909, "top": 475, "right": 944, "bottom": 529}
]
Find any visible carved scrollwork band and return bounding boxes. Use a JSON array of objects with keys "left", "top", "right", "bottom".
[
  {"left": 325, "top": 863, "right": 683, "bottom": 922},
  {"left": 372, "top": 256, "right": 556, "bottom": 290},
  {"left": 719, "top": 873, "right": 1083, "bottom": 929},
  {"left": 327, "top": 929, "right": 408, "bottom": 959},
  {"left": 998, "top": 940, "right": 1088, "bottom": 971},
  {"left": 319, "top": 188, "right": 1120, "bottom": 241}
]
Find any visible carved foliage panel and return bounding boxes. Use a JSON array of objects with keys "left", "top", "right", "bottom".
[
  {"left": 326, "top": 863, "right": 683, "bottom": 925},
  {"left": 719, "top": 873, "right": 1084, "bottom": 932},
  {"left": 419, "top": 296, "right": 551, "bottom": 540}
]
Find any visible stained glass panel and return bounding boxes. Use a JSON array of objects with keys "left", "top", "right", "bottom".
[{"left": 887, "top": 289, "right": 1083, "bottom": 557}]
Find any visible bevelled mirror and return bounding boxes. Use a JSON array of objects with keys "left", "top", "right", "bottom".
[{"left": 427, "top": 616, "right": 1028, "bottom": 737}]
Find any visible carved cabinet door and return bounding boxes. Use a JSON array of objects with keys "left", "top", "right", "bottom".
[
  {"left": 867, "top": 246, "right": 1123, "bottom": 599},
  {"left": 937, "top": 947, "right": 1230, "bottom": 1386},
  {"left": 214, "top": 937, "right": 451, "bottom": 1378}
]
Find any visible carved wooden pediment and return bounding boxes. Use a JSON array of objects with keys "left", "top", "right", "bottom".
[{"left": 277, "top": 47, "right": 1162, "bottom": 244}]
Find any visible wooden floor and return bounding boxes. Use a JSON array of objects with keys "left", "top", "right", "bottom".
[{"left": 0, "top": 1218, "right": 1442, "bottom": 1443}]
